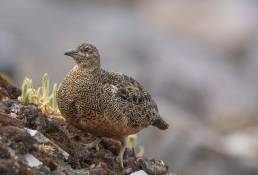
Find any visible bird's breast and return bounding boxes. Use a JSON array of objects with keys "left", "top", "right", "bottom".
[{"left": 75, "top": 112, "right": 141, "bottom": 139}]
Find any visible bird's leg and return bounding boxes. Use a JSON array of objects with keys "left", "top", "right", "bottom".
[
  {"left": 83, "top": 137, "right": 101, "bottom": 151},
  {"left": 117, "top": 138, "right": 127, "bottom": 168}
]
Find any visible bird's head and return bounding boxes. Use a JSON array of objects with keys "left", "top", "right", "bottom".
[{"left": 64, "top": 43, "right": 100, "bottom": 69}]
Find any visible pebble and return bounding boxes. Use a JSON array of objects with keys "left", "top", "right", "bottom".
[{"left": 131, "top": 170, "right": 148, "bottom": 175}]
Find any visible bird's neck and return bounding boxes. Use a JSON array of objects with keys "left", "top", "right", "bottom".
[{"left": 76, "top": 64, "right": 101, "bottom": 76}]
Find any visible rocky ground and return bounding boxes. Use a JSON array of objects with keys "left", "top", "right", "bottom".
[{"left": 0, "top": 75, "right": 173, "bottom": 175}]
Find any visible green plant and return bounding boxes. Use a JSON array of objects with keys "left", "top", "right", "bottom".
[
  {"left": 127, "top": 134, "right": 137, "bottom": 150},
  {"left": 18, "top": 73, "right": 61, "bottom": 115},
  {"left": 38, "top": 143, "right": 56, "bottom": 156}
]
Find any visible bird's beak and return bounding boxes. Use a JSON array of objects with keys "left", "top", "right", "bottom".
[{"left": 64, "top": 49, "right": 77, "bottom": 57}]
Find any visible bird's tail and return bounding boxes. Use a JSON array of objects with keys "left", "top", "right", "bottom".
[{"left": 152, "top": 117, "right": 169, "bottom": 130}]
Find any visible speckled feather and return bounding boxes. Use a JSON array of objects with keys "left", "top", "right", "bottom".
[{"left": 57, "top": 43, "right": 168, "bottom": 140}]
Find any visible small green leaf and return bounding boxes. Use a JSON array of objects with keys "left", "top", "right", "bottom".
[
  {"left": 127, "top": 134, "right": 137, "bottom": 149},
  {"left": 42, "top": 73, "right": 49, "bottom": 99}
]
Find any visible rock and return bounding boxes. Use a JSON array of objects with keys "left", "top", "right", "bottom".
[
  {"left": 139, "top": 159, "right": 168, "bottom": 175},
  {"left": 0, "top": 75, "right": 21, "bottom": 99},
  {"left": 131, "top": 170, "right": 148, "bottom": 175},
  {"left": 0, "top": 158, "right": 30, "bottom": 175},
  {"left": 24, "top": 153, "right": 43, "bottom": 167},
  {"left": 25, "top": 128, "right": 70, "bottom": 160},
  {"left": 0, "top": 111, "right": 23, "bottom": 127},
  {"left": 0, "top": 126, "right": 35, "bottom": 154},
  {"left": 0, "top": 145, "right": 11, "bottom": 159}
]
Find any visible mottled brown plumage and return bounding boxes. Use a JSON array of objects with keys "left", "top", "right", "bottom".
[{"left": 57, "top": 43, "right": 168, "bottom": 167}]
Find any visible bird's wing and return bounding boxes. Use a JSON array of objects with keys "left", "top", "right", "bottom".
[{"left": 101, "top": 70, "right": 164, "bottom": 128}]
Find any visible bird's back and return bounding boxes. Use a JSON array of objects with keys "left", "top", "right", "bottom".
[{"left": 100, "top": 69, "right": 168, "bottom": 130}]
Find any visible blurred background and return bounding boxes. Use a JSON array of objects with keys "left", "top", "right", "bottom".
[{"left": 1, "top": 0, "right": 258, "bottom": 174}]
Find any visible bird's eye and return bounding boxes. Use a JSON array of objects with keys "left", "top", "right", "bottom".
[
  {"left": 85, "top": 48, "right": 92, "bottom": 53},
  {"left": 83, "top": 48, "right": 88, "bottom": 52}
]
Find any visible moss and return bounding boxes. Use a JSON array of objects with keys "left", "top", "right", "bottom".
[{"left": 44, "top": 131, "right": 60, "bottom": 138}]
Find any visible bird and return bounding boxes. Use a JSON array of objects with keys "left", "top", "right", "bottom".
[{"left": 56, "top": 43, "right": 169, "bottom": 168}]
